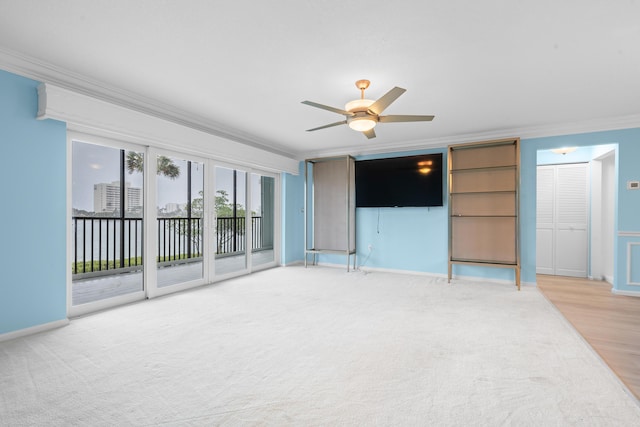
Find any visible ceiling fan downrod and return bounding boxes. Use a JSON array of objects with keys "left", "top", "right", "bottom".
[{"left": 355, "top": 79, "right": 370, "bottom": 99}]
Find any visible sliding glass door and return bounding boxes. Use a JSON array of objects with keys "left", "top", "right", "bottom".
[
  {"left": 71, "top": 135, "right": 281, "bottom": 313},
  {"left": 156, "top": 155, "right": 205, "bottom": 288},
  {"left": 71, "top": 139, "right": 144, "bottom": 309},
  {"left": 250, "top": 173, "right": 276, "bottom": 269},
  {"left": 214, "top": 166, "right": 248, "bottom": 276}
]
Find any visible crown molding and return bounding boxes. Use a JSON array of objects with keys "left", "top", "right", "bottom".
[
  {"left": 299, "top": 113, "right": 640, "bottom": 159},
  {"left": 0, "top": 46, "right": 298, "bottom": 160}
]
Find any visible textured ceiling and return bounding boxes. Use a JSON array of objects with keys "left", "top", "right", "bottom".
[{"left": 1, "top": 0, "right": 639, "bottom": 159}]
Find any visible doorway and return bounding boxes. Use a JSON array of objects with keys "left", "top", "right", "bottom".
[
  {"left": 535, "top": 145, "right": 617, "bottom": 281},
  {"left": 536, "top": 163, "right": 589, "bottom": 277}
]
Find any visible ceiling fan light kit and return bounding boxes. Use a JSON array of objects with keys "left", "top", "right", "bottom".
[
  {"left": 551, "top": 147, "right": 578, "bottom": 155},
  {"left": 302, "top": 79, "right": 434, "bottom": 139}
]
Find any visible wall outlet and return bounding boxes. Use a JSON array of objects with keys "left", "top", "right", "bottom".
[{"left": 627, "top": 180, "right": 640, "bottom": 190}]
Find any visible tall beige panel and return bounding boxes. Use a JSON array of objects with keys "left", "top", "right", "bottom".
[
  {"left": 305, "top": 156, "right": 356, "bottom": 270},
  {"left": 313, "top": 160, "right": 348, "bottom": 250}
]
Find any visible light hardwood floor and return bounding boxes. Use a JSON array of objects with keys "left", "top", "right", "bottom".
[{"left": 537, "top": 275, "right": 640, "bottom": 401}]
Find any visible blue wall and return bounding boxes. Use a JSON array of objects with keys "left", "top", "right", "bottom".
[
  {"left": 0, "top": 70, "right": 67, "bottom": 334},
  {"left": 281, "top": 162, "right": 305, "bottom": 265}
]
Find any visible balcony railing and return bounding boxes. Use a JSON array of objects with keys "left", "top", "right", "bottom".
[{"left": 72, "top": 216, "right": 267, "bottom": 277}]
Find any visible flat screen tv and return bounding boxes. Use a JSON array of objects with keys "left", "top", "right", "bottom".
[{"left": 355, "top": 153, "right": 443, "bottom": 207}]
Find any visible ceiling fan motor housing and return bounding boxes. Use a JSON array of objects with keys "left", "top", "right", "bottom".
[{"left": 345, "top": 98, "right": 377, "bottom": 131}]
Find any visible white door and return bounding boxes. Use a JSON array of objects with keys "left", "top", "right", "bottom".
[
  {"left": 536, "top": 163, "right": 589, "bottom": 277},
  {"left": 536, "top": 166, "right": 555, "bottom": 274}
]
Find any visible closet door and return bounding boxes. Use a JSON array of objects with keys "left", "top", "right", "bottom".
[
  {"left": 536, "top": 163, "right": 588, "bottom": 277},
  {"left": 555, "top": 164, "right": 588, "bottom": 277},
  {"left": 536, "top": 166, "right": 555, "bottom": 275}
]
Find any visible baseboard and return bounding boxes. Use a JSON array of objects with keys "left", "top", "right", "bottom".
[
  {"left": 357, "top": 265, "right": 448, "bottom": 278},
  {"left": 300, "top": 262, "right": 537, "bottom": 290},
  {"left": 281, "top": 260, "right": 304, "bottom": 267},
  {"left": 450, "top": 273, "right": 533, "bottom": 287},
  {"left": 313, "top": 262, "right": 532, "bottom": 287},
  {"left": 611, "top": 288, "right": 640, "bottom": 298},
  {"left": 0, "top": 318, "right": 69, "bottom": 343}
]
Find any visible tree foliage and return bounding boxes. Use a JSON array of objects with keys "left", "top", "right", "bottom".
[{"left": 126, "top": 152, "right": 180, "bottom": 179}]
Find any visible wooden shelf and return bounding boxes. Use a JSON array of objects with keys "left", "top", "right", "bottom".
[
  {"left": 448, "top": 138, "right": 520, "bottom": 289},
  {"left": 450, "top": 190, "right": 516, "bottom": 195},
  {"left": 450, "top": 258, "right": 519, "bottom": 266},
  {"left": 451, "top": 215, "right": 516, "bottom": 218},
  {"left": 450, "top": 165, "right": 517, "bottom": 173}
]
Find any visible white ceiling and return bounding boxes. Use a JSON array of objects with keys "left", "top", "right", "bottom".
[{"left": 1, "top": 0, "right": 639, "bottom": 160}]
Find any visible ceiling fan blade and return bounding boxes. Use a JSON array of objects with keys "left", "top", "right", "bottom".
[
  {"left": 302, "top": 100, "right": 354, "bottom": 116},
  {"left": 306, "top": 120, "right": 348, "bottom": 132},
  {"left": 363, "top": 128, "right": 376, "bottom": 139},
  {"left": 367, "top": 87, "right": 406, "bottom": 115},
  {"left": 378, "top": 115, "right": 435, "bottom": 123}
]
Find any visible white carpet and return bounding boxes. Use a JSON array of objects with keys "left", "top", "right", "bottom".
[{"left": 1, "top": 266, "right": 639, "bottom": 426}]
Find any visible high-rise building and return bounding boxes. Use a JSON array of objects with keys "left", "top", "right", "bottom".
[
  {"left": 164, "top": 203, "right": 181, "bottom": 213},
  {"left": 93, "top": 182, "right": 142, "bottom": 213}
]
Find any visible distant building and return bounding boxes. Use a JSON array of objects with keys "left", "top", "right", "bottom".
[
  {"left": 94, "top": 182, "right": 142, "bottom": 213},
  {"left": 164, "top": 203, "right": 182, "bottom": 213}
]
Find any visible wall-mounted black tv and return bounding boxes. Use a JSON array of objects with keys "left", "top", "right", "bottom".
[{"left": 355, "top": 153, "right": 443, "bottom": 207}]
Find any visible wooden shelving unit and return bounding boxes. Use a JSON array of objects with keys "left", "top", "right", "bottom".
[
  {"left": 448, "top": 138, "right": 520, "bottom": 289},
  {"left": 304, "top": 156, "right": 356, "bottom": 271}
]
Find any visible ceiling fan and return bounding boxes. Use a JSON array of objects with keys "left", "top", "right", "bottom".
[{"left": 302, "top": 79, "right": 434, "bottom": 139}]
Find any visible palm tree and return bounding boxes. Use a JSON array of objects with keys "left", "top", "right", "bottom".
[{"left": 126, "top": 152, "right": 180, "bottom": 179}]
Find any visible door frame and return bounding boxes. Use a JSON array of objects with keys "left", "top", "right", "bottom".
[
  {"left": 590, "top": 149, "right": 616, "bottom": 283},
  {"left": 535, "top": 145, "right": 618, "bottom": 284}
]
